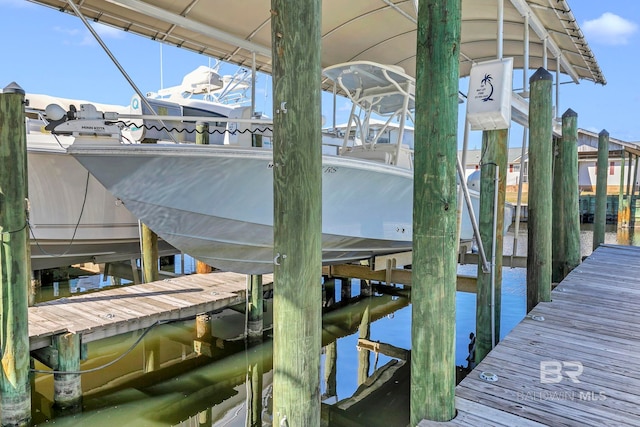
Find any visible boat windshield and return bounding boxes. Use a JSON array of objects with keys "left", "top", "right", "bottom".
[{"left": 322, "top": 61, "right": 415, "bottom": 169}]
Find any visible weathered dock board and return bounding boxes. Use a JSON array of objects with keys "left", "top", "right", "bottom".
[
  {"left": 28, "top": 272, "right": 273, "bottom": 351},
  {"left": 420, "top": 244, "right": 640, "bottom": 426}
]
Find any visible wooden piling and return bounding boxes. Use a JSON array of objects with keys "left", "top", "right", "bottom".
[
  {"left": 631, "top": 156, "right": 638, "bottom": 226},
  {"left": 618, "top": 148, "right": 626, "bottom": 228},
  {"left": 475, "top": 129, "right": 508, "bottom": 363},
  {"left": 247, "top": 274, "right": 263, "bottom": 341},
  {"left": 563, "top": 111, "right": 581, "bottom": 271},
  {"left": 552, "top": 109, "right": 581, "bottom": 280},
  {"left": 411, "top": 0, "right": 460, "bottom": 423},
  {"left": 526, "top": 68, "right": 553, "bottom": 313},
  {"left": 194, "top": 122, "right": 213, "bottom": 274},
  {"left": 271, "top": 1, "right": 322, "bottom": 425},
  {"left": 193, "top": 314, "right": 211, "bottom": 357},
  {"left": 0, "top": 83, "right": 32, "bottom": 426},
  {"left": 196, "top": 121, "right": 209, "bottom": 145},
  {"left": 593, "top": 130, "right": 609, "bottom": 250},
  {"left": 53, "top": 333, "right": 82, "bottom": 410},
  {"left": 141, "top": 223, "right": 159, "bottom": 283}
]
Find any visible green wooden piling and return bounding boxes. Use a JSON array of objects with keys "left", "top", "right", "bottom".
[
  {"left": 141, "top": 223, "right": 159, "bottom": 283},
  {"left": 475, "top": 129, "right": 508, "bottom": 364},
  {"left": 271, "top": 1, "right": 322, "bottom": 426},
  {"left": 411, "top": 0, "right": 460, "bottom": 423},
  {"left": 594, "top": 130, "right": 609, "bottom": 250},
  {"left": 627, "top": 152, "right": 634, "bottom": 197},
  {"left": 630, "top": 156, "right": 638, "bottom": 226},
  {"left": 553, "top": 109, "right": 581, "bottom": 279},
  {"left": 53, "top": 332, "right": 82, "bottom": 410},
  {"left": 618, "top": 148, "right": 626, "bottom": 228},
  {"left": 247, "top": 274, "right": 263, "bottom": 341},
  {"left": 552, "top": 135, "right": 565, "bottom": 282},
  {"left": 526, "top": 68, "right": 553, "bottom": 313},
  {"left": 0, "top": 83, "right": 32, "bottom": 426},
  {"left": 196, "top": 121, "right": 209, "bottom": 145},
  {"left": 624, "top": 152, "right": 634, "bottom": 225}
]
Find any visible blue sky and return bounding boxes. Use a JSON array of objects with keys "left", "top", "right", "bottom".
[{"left": 0, "top": 0, "right": 638, "bottom": 145}]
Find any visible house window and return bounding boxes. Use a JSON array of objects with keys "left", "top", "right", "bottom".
[{"left": 610, "top": 161, "right": 615, "bottom": 175}]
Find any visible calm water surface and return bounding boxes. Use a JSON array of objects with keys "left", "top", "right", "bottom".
[{"left": 30, "top": 225, "right": 630, "bottom": 426}]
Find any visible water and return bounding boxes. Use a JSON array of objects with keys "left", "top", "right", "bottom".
[{"left": 29, "top": 225, "right": 627, "bottom": 426}]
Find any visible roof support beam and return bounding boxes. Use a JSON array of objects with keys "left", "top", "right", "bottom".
[
  {"left": 104, "top": 0, "right": 272, "bottom": 58},
  {"left": 509, "top": 0, "right": 580, "bottom": 83}
]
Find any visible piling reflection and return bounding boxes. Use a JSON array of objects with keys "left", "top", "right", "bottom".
[{"left": 30, "top": 279, "right": 409, "bottom": 426}]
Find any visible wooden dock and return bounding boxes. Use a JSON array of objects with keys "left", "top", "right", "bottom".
[
  {"left": 28, "top": 272, "right": 272, "bottom": 351},
  {"left": 421, "top": 244, "right": 640, "bottom": 426}
]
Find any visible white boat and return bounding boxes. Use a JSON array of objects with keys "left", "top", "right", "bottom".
[
  {"left": 61, "top": 61, "right": 480, "bottom": 274},
  {"left": 23, "top": 94, "right": 174, "bottom": 270}
]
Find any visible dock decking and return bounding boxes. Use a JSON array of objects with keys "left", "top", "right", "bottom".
[
  {"left": 28, "top": 272, "right": 272, "bottom": 351},
  {"left": 421, "top": 244, "right": 640, "bottom": 426}
]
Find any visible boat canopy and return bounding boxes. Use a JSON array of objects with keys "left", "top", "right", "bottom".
[
  {"left": 323, "top": 61, "right": 415, "bottom": 116},
  {"left": 27, "top": 0, "right": 605, "bottom": 92}
]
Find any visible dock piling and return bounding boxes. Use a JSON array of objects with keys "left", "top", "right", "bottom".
[
  {"left": 411, "top": 0, "right": 460, "bottom": 423},
  {"left": 552, "top": 109, "right": 581, "bottom": 281},
  {"left": 617, "top": 146, "right": 626, "bottom": 228},
  {"left": 0, "top": 83, "right": 32, "bottom": 426},
  {"left": 476, "top": 129, "right": 508, "bottom": 363},
  {"left": 247, "top": 274, "right": 263, "bottom": 341},
  {"left": 526, "top": 68, "right": 553, "bottom": 312},
  {"left": 193, "top": 314, "right": 212, "bottom": 357},
  {"left": 53, "top": 332, "right": 82, "bottom": 411},
  {"left": 141, "top": 223, "right": 159, "bottom": 283},
  {"left": 593, "top": 130, "right": 609, "bottom": 250},
  {"left": 270, "top": 0, "right": 323, "bottom": 425}
]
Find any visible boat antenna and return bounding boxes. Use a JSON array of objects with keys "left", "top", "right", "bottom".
[
  {"left": 160, "top": 43, "right": 164, "bottom": 92},
  {"left": 64, "top": 0, "right": 179, "bottom": 143}
]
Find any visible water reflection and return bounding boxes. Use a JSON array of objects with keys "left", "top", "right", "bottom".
[{"left": 30, "top": 225, "right": 632, "bottom": 426}]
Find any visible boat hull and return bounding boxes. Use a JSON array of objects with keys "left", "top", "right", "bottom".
[
  {"left": 69, "top": 143, "right": 478, "bottom": 274},
  {"left": 28, "top": 137, "right": 153, "bottom": 270}
]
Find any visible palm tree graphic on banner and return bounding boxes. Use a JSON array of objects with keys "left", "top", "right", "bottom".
[{"left": 481, "top": 73, "right": 494, "bottom": 102}]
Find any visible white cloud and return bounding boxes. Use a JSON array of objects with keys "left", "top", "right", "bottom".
[
  {"left": 53, "top": 23, "right": 124, "bottom": 46},
  {"left": 583, "top": 12, "right": 638, "bottom": 45},
  {"left": 93, "top": 22, "right": 125, "bottom": 40}
]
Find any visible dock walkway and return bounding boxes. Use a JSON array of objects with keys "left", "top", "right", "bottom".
[
  {"left": 421, "top": 244, "right": 640, "bottom": 426},
  {"left": 28, "top": 272, "right": 272, "bottom": 351}
]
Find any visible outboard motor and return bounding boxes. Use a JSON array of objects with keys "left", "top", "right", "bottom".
[{"left": 467, "top": 170, "right": 481, "bottom": 192}]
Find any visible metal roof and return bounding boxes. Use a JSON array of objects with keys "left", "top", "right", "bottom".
[{"left": 27, "top": 0, "right": 605, "bottom": 90}]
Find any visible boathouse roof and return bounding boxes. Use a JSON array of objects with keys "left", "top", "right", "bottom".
[{"left": 28, "top": 0, "right": 605, "bottom": 91}]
